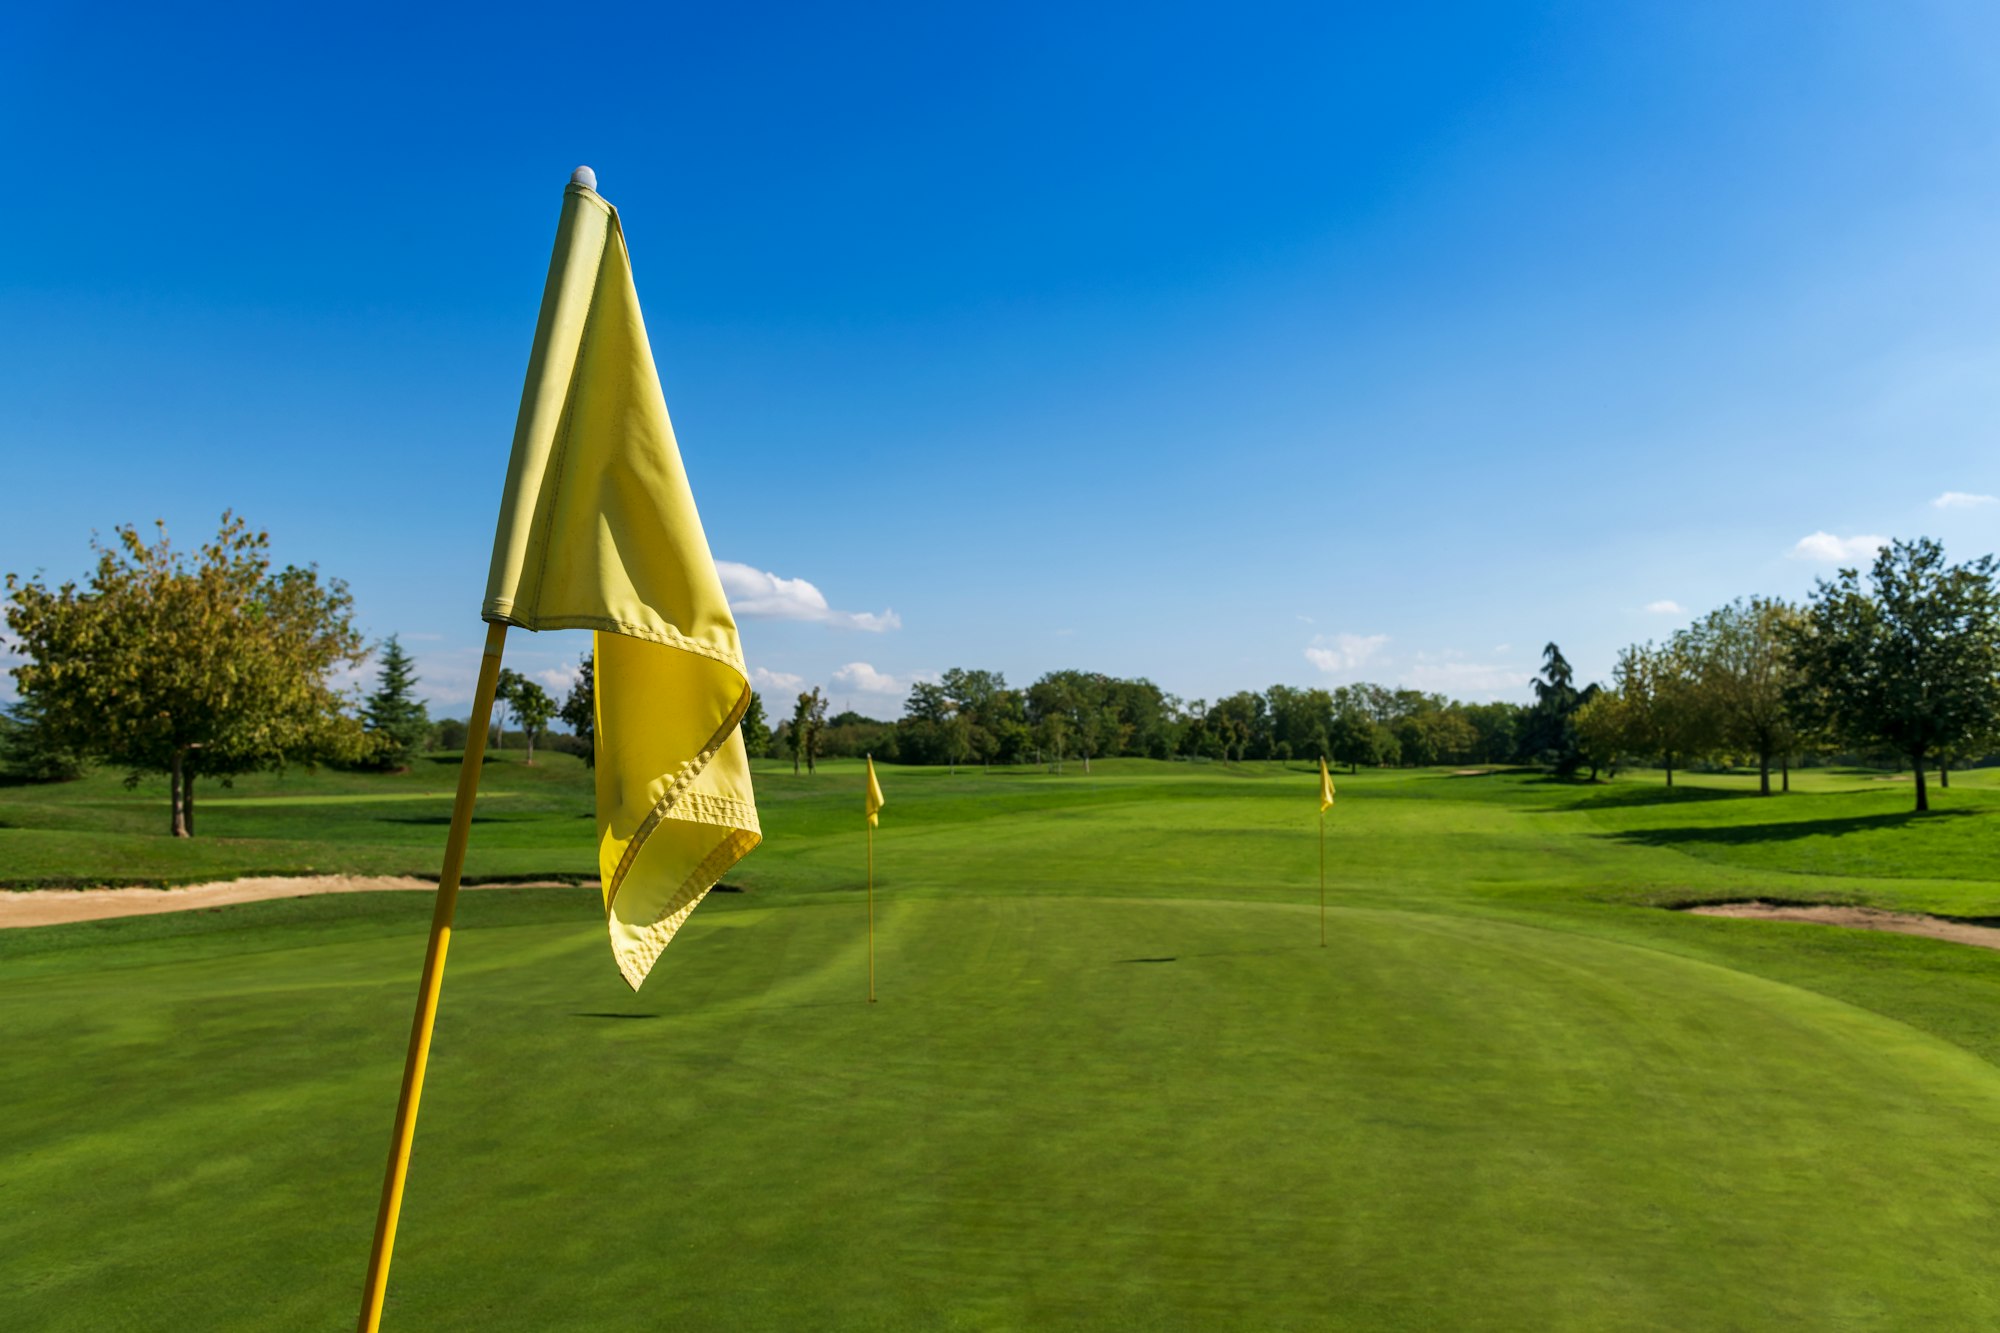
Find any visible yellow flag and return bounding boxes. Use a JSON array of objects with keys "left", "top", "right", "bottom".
[
  {"left": 865, "top": 755, "right": 886, "bottom": 828},
  {"left": 484, "top": 180, "right": 759, "bottom": 989},
  {"left": 1319, "top": 756, "right": 1336, "bottom": 812}
]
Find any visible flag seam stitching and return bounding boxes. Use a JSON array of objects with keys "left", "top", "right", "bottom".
[{"left": 613, "top": 828, "right": 762, "bottom": 987}]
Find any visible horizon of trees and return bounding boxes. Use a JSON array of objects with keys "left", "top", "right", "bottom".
[{"left": 13, "top": 521, "right": 2000, "bottom": 818}]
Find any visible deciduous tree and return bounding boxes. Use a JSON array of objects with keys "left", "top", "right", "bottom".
[
  {"left": 1685, "top": 598, "right": 1800, "bottom": 796},
  {"left": 1787, "top": 538, "right": 2000, "bottom": 813},
  {"left": 5, "top": 514, "right": 365, "bottom": 835},
  {"left": 502, "top": 675, "right": 555, "bottom": 764}
]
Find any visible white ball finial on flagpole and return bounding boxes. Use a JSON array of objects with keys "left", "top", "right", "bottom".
[{"left": 571, "top": 165, "right": 597, "bottom": 190}]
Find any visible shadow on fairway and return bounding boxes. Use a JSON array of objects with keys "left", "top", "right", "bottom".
[
  {"left": 383, "top": 814, "right": 507, "bottom": 826},
  {"left": 1112, "top": 944, "right": 1322, "bottom": 965},
  {"left": 573, "top": 1012, "right": 662, "bottom": 1020},
  {"left": 1609, "top": 806, "right": 1980, "bottom": 848},
  {"left": 1548, "top": 784, "right": 1747, "bottom": 812}
]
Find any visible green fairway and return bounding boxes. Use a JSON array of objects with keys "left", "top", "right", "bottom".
[{"left": 7, "top": 760, "right": 2000, "bottom": 1328}]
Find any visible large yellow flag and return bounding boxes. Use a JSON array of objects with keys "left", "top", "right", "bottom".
[
  {"left": 1319, "top": 756, "right": 1336, "bottom": 812},
  {"left": 865, "top": 756, "right": 886, "bottom": 828},
  {"left": 484, "top": 180, "right": 760, "bottom": 988}
]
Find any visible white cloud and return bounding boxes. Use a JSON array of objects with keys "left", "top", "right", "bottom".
[
  {"left": 832, "top": 662, "right": 908, "bottom": 695},
  {"left": 536, "top": 664, "right": 581, "bottom": 693},
  {"left": 1644, "top": 599, "right": 1685, "bottom": 615},
  {"left": 1790, "top": 531, "right": 1889, "bottom": 563},
  {"left": 717, "top": 561, "right": 900, "bottom": 632},
  {"left": 1304, "top": 633, "right": 1390, "bottom": 674},
  {"left": 408, "top": 648, "right": 485, "bottom": 713},
  {"left": 1933, "top": 491, "right": 1997, "bottom": 510},
  {"left": 1404, "top": 658, "right": 1534, "bottom": 697},
  {"left": 0, "top": 640, "right": 25, "bottom": 702},
  {"left": 752, "top": 666, "right": 805, "bottom": 693}
]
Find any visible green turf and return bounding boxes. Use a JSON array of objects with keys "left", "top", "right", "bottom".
[{"left": 6, "top": 759, "right": 2000, "bottom": 1329}]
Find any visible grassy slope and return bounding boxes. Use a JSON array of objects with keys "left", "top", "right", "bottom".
[{"left": 6, "top": 759, "right": 2000, "bottom": 1329}]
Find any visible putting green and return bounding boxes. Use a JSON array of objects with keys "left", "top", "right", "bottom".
[{"left": 6, "top": 888, "right": 2000, "bottom": 1329}]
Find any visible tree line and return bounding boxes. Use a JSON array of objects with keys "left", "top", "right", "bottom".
[
  {"left": 751, "top": 669, "right": 1535, "bottom": 773},
  {"left": 11, "top": 516, "right": 1997, "bottom": 830},
  {"left": 1576, "top": 538, "right": 2000, "bottom": 811}
]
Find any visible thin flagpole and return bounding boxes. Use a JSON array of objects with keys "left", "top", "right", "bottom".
[
  {"left": 867, "top": 820, "right": 876, "bottom": 1003},
  {"left": 1319, "top": 809, "right": 1326, "bottom": 948},
  {"left": 357, "top": 620, "right": 508, "bottom": 1333}
]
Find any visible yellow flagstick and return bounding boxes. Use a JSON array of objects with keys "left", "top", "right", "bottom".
[
  {"left": 865, "top": 755, "right": 884, "bottom": 1004},
  {"left": 866, "top": 818, "right": 876, "bottom": 1004},
  {"left": 357, "top": 621, "right": 508, "bottom": 1333},
  {"left": 1317, "top": 755, "right": 1335, "bottom": 949}
]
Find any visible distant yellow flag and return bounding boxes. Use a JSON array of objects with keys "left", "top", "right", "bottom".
[
  {"left": 1319, "top": 756, "right": 1336, "bottom": 813},
  {"left": 865, "top": 756, "right": 886, "bottom": 828},
  {"left": 484, "top": 181, "right": 759, "bottom": 989}
]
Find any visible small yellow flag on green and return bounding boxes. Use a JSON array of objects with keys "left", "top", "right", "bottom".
[
  {"left": 483, "top": 180, "right": 760, "bottom": 989},
  {"left": 1319, "top": 756, "right": 1336, "bottom": 813},
  {"left": 865, "top": 755, "right": 886, "bottom": 828}
]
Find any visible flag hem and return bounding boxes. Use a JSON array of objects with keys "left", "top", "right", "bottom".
[
  {"left": 481, "top": 604, "right": 745, "bottom": 673},
  {"left": 601, "top": 678, "right": 759, "bottom": 988},
  {"left": 611, "top": 827, "right": 762, "bottom": 988}
]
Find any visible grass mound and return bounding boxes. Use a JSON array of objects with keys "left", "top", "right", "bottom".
[{"left": 7, "top": 760, "right": 2000, "bottom": 1327}]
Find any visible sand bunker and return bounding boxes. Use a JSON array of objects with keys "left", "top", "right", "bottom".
[
  {"left": 0, "top": 875, "right": 595, "bottom": 929},
  {"left": 1687, "top": 900, "right": 2000, "bottom": 952}
]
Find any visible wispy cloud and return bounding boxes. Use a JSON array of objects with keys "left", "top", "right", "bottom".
[
  {"left": 1644, "top": 599, "right": 1685, "bottom": 615},
  {"left": 717, "top": 561, "right": 900, "bottom": 632},
  {"left": 752, "top": 665, "right": 805, "bottom": 694},
  {"left": 1933, "top": 491, "right": 1997, "bottom": 510},
  {"left": 1304, "top": 633, "right": 1389, "bottom": 674},
  {"left": 535, "top": 664, "right": 581, "bottom": 694},
  {"left": 1404, "top": 656, "right": 1533, "bottom": 698},
  {"left": 1790, "top": 531, "right": 1889, "bottom": 563},
  {"left": 833, "top": 661, "right": 910, "bottom": 695}
]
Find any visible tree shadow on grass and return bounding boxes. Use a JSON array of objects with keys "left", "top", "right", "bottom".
[
  {"left": 1608, "top": 806, "right": 1981, "bottom": 849},
  {"left": 1556, "top": 783, "right": 1749, "bottom": 812},
  {"left": 381, "top": 814, "right": 507, "bottom": 827}
]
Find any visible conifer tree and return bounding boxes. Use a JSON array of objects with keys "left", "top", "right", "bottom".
[
  {"left": 361, "top": 634, "right": 430, "bottom": 770},
  {"left": 740, "top": 688, "right": 769, "bottom": 758},
  {"left": 559, "top": 652, "right": 594, "bottom": 767}
]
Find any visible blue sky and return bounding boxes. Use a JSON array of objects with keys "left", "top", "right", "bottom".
[{"left": 7, "top": 2, "right": 2000, "bottom": 717}]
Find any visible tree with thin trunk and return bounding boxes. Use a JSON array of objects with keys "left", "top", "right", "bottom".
[
  {"left": 5, "top": 513, "right": 365, "bottom": 835},
  {"left": 504, "top": 677, "right": 555, "bottom": 764},
  {"left": 492, "top": 669, "right": 523, "bottom": 751},
  {"left": 1685, "top": 598, "right": 1798, "bottom": 795},
  {"left": 1608, "top": 638, "right": 1712, "bottom": 786},
  {"left": 790, "top": 687, "right": 827, "bottom": 774},
  {"left": 1786, "top": 537, "right": 2000, "bottom": 813}
]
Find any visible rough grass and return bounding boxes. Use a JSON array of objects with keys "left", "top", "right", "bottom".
[{"left": 6, "top": 759, "right": 2000, "bottom": 1329}]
